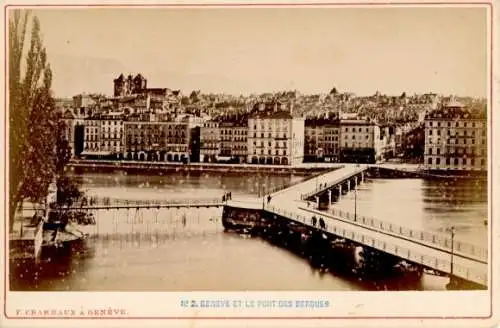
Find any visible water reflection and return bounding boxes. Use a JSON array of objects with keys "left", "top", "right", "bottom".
[
  {"left": 334, "top": 177, "right": 487, "bottom": 248},
  {"left": 10, "top": 171, "right": 487, "bottom": 291}
]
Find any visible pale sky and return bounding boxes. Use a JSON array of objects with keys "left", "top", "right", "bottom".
[{"left": 27, "top": 6, "right": 488, "bottom": 98}]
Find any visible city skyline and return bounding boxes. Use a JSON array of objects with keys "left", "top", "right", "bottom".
[{"left": 30, "top": 6, "right": 488, "bottom": 98}]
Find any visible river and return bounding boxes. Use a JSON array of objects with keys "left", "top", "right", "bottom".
[{"left": 10, "top": 170, "right": 488, "bottom": 291}]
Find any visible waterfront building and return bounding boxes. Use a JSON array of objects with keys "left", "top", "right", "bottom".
[
  {"left": 424, "top": 101, "right": 487, "bottom": 171},
  {"left": 304, "top": 114, "right": 340, "bottom": 162},
  {"left": 200, "top": 121, "right": 220, "bottom": 163},
  {"left": 179, "top": 115, "right": 205, "bottom": 163},
  {"left": 339, "top": 119, "right": 382, "bottom": 163},
  {"left": 98, "top": 113, "right": 125, "bottom": 159},
  {"left": 218, "top": 119, "right": 248, "bottom": 163},
  {"left": 247, "top": 101, "right": 305, "bottom": 165},
  {"left": 81, "top": 119, "right": 104, "bottom": 159},
  {"left": 123, "top": 121, "right": 190, "bottom": 162}
]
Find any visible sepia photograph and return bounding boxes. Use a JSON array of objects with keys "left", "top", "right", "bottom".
[{"left": 1, "top": 0, "right": 497, "bottom": 326}]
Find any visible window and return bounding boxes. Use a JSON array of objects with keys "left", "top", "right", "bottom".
[
  {"left": 446, "top": 158, "right": 450, "bottom": 165},
  {"left": 428, "top": 158, "right": 432, "bottom": 165},
  {"left": 429, "top": 130, "right": 433, "bottom": 135},
  {"left": 463, "top": 158, "right": 467, "bottom": 165},
  {"left": 471, "top": 158, "right": 475, "bottom": 166},
  {"left": 454, "top": 158, "right": 459, "bottom": 165},
  {"left": 437, "top": 148, "right": 440, "bottom": 155},
  {"left": 436, "top": 158, "right": 441, "bottom": 165}
]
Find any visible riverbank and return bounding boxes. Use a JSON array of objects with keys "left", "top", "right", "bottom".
[
  {"left": 68, "top": 159, "right": 340, "bottom": 175},
  {"left": 67, "top": 159, "right": 487, "bottom": 180}
]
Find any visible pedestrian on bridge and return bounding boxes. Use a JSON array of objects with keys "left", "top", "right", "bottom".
[
  {"left": 319, "top": 218, "right": 326, "bottom": 230},
  {"left": 267, "top": 195, "right": 272, "bottom": 204},
  {"left": 311, "top": 216, "right": 317, "bottom": 227}
]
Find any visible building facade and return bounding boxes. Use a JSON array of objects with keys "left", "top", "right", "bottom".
[
  {"left": 123, "top": 121, "right": 190, "bottom": 162},
  {"left": 217, "top": 121, "right": 248, "bottom": 163},
  {"left": 304, "top": 117, "right": 340, "bottom": 162},
  {"left": 339, "top": 119, "right": 381, "bottom": 163},
  {"left": 247, "top": 102, "right": 304, "bottom": 165},
  {"left": 99, "top": 114, "right": 124, "bottom": 159},
  {"left": 81, "top": 119, "right": 102, "bottom": 158},
  {"left": 424, "top": 102, "right": 487, "bottom": 171},
  {"left": 200, "top": 121, "right": 220, "bottom": 163}
]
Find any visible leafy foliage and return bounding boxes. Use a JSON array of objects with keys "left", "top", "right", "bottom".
[
  {"left": 55, "top": 176, "right": 83, "bottom": 209},
  {"left": 8, "top": 10, "right": 82, "bottom": 231}
]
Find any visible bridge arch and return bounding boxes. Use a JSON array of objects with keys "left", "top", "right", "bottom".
[
  {"left": 133, "top": 152, "right": 139, "bottom": 161},
  {"left": 266, "top": 157, "right": 273, "bottom": 165},
  {"left": 251, "top": 156, "right": 258, "bottom": 164},
  {"left": 167, "top": 153, "right": 173, "bottom": 162},
  {"left": 138, "top": 152, "right": 146, "bottom": 161},
  {"left": 281, "top": 157, "right": 288, "bottom": 165},
  {"left": 274, "top": 157, "right": 280, "bottom": 165},
  {"left": 174, "top": 154, "right": 179, "bottom": 162},
  {"left": 127, "top": 152, "right": 133, "bottom": 160},
  {"left": 259, "top": 156, "right": 266, "bottom": 164}
]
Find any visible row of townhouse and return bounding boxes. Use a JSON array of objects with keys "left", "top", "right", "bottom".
[
  {"left": 200, "top": 102, "right": 304, "bottom": 165},
  {"left": 304, "top": 117, "right": 388, "bottom": 164},
  {"left": 199, "top": 102, "right": 389, "bottom": 165},
  {"left": 63, "top": 99, "right": 488, "bottom": 170},
  {"left": 424, "top": 102, "right": 487, "bottom": 171},
  {"left": 63, "top": 112, "right": 199, "bottom": 163}
]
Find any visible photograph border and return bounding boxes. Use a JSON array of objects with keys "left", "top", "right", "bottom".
[{"left": 2, "top": 0, "right": 496, "bottom": 322}]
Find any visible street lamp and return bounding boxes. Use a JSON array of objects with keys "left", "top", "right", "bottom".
[
  {"left": 354, "top": 187, "right": 357, "bottom": 222},
  {"left": 450, "top": 226, "right": 455, "bottom": 276},
  {"left": 446, "top": 226, "right": 456, "bottom": 290}
]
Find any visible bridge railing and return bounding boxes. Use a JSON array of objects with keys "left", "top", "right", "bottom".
[
  {"left": 265, "top": 205, "right": 487, "bottom": 286},
  {"left": 300, "top": 167, "right": 368, "bottom": 200},
  {"left": 323, "top": 207, "right": 488, "bottom": 263},
  {"left": 79, "top": 196, "right": 222, "bottom": 207}
]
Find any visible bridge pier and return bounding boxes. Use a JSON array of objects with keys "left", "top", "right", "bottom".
[
  {"left": 338, "top": 185, "right": 342, "bottom": 200},
  {"left": 328, "top": 189, "right": 332, "bottom": 206},
  {"left": 347, "top": 180, "right": 351, "bottom": 192}
]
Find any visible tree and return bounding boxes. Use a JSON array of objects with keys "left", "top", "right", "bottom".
[{"left": 8, "top": 10, "right": 73, "bottom": 231}]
